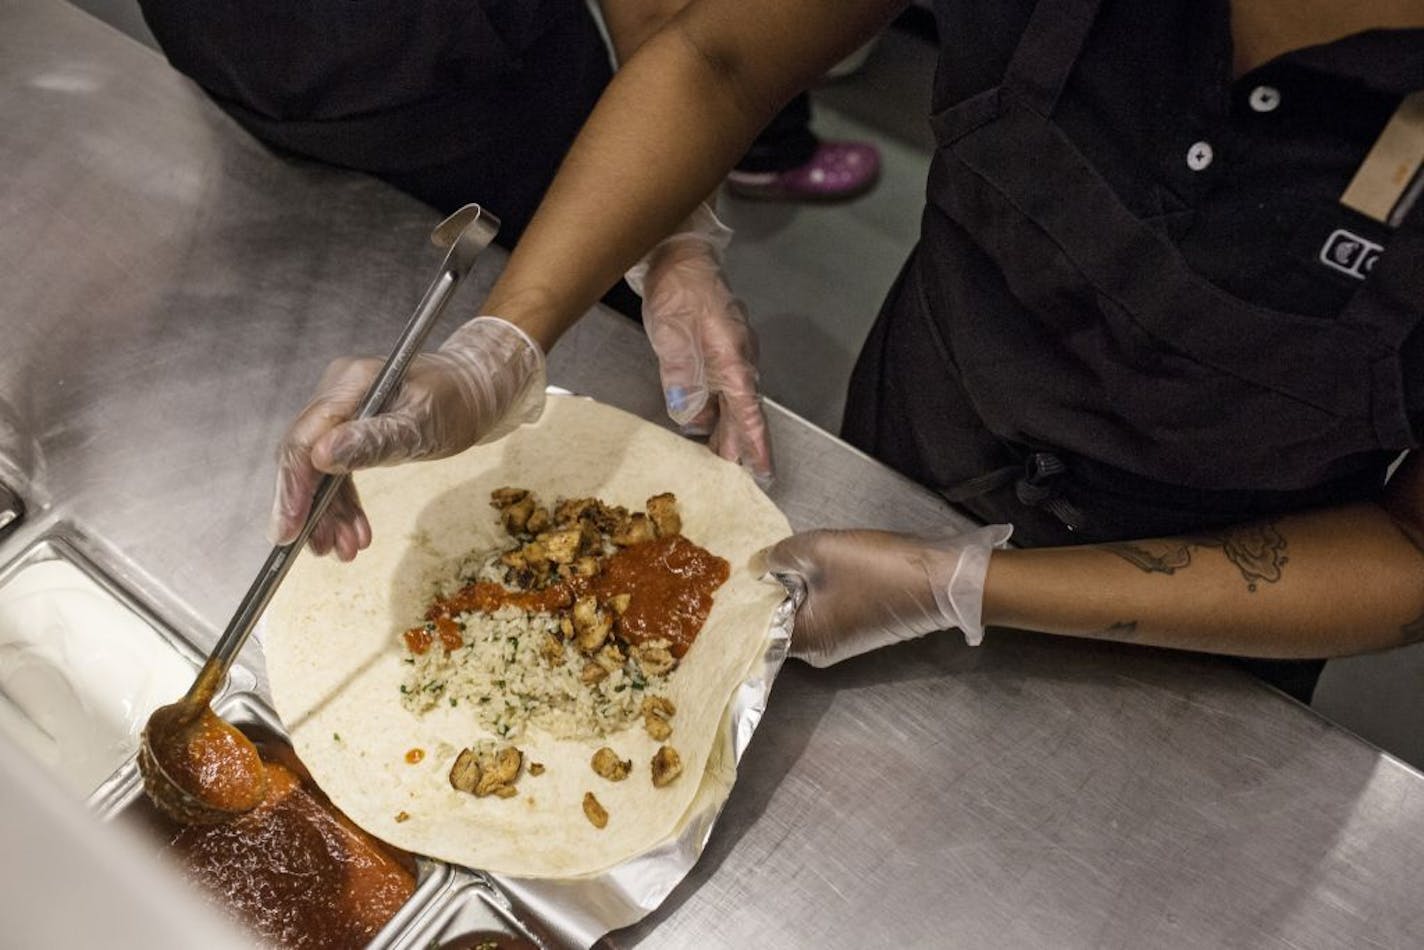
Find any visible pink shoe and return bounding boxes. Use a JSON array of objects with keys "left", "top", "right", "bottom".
[{"left": 726, "top": 141, "right": 881, "bottom": 202}]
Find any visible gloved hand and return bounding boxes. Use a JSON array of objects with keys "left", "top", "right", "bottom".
[
  {"left": 764, "top": 524, "right": 1013, "bottom": 667},
  {"left": 268, "top": 316, "right": 545, "bottom": 561},
  {"left": 626, "top": 204, "right": 773, "bottom": 485}
]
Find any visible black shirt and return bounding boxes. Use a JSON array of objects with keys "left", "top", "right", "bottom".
[
  {"left": 845, "top": 0, "right": 1421, "bottom": 537},
  {"left": 933, "top": 1, "right": 1422, "bottom": 319},
  {"left": 137, "top": 0, "right": 614, "bottom": 239}
]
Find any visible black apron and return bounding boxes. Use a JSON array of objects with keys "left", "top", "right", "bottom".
[
  {"left": 137, "top": 0, "right": 613, "bottom": 242},
  {"left": 844, "top": 0, "right": 1423, "bottom": 700}
]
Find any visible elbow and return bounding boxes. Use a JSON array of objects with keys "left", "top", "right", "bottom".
[{"left": 666, "top": 18, "right": 785, "bottom": 127}]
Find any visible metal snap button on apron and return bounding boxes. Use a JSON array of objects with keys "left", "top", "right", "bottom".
[
  {"left": 1248, "top": 85, "right": 1281, "bottom": 112},
  {"left": 1186, "top": 140, "right": 1214, "bottom": 171}
]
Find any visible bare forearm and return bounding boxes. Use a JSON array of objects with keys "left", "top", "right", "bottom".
[
  {"left": 982, "top": 503, "right": 1424, "bottom": 658},
  {"left": 598, "top": 0, "right": 692, "bottom": 63},
  {"left": 485, "top": 24, "right": 771, "bottom": 349},
  {"left": 483, "top": 0, "right": 903, "bottom": 351}
]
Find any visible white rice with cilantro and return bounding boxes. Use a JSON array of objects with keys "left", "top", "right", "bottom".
[{"left": 400, "top": 604, "right": 663, "bottom": 740}]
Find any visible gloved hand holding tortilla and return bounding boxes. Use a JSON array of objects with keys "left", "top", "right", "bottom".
[{"left": 263, "top": 395, "right": 789, "bottom": 878}]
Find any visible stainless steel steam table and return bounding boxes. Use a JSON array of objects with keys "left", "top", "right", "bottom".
[{"left": 3, "top": 1, "right": 1423, "bottom": 946}]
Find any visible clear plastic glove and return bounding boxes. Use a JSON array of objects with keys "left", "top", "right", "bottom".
[
  {"left": 267, "top": 316, "right": 545, "bottom": 561},
  {"left": 626, "top": 205, "right": 773, "bottom": 485},
  {"left": 764, "top": 524, "right": 1013, "bottom": 667}
]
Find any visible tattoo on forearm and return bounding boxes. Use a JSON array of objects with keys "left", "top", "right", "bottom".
[
  {"left": 1100, "top": 541, "right": 1192, "bottom": 575},
  {"left": 1403, "top": 611, "right": 1424, "bottom": 645},
  {"left": 1101, "top": 520, "right": 1289, "bottom": 593},
  {"left": 1207, "top": 521, "right": 1289, "bottom": 591}
]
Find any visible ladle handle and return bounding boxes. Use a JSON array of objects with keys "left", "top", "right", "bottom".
[{"left": 188, "top": 205, "right": 500, "bottom": 701}]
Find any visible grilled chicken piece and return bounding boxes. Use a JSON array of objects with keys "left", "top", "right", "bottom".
[
  {"left": 612, "top": 513, "right": 656, "bottom": 547},
  {"left": 474, "top": 745, "right": 523, "bottom": 798},
  {"left": 590, "top": 503, "right": 630, "bottom": 535},
  {"left": 591, "top": 747, "right": 632, "bottom": 782},
  {"left": 646, "top": 717, "right": 672, "bottom": 746},
  {"left": 572, "top": 556, "right": 602, "bottom": 578},
  {"left": 539, "top": 526, "right": 583, "bottom": 564},
  {"left": 537, "top": 633, "right": 565, "bottom": 667},
  {"left": 607, "top": 592, "right": 631, "bottom": 615},
  {"left": 490, "top": 487, "right": 529, "bottom": 509},
  {"left": 642, "top": 695, "right": 676, "bottom": 719},
  {"left": 526, "top": 506, "right": 551, "bottom": 535},
  {"left": 577, "top": 519, "right": 604, "bottom": 555},
  {"left": 496, "top": 494, "right": 537, "bottom": 535},
  {"left": 633, "top": 639, "right": 677, "bottom": 677},
  {"left": 501, "top": 539, "right": 554, "bottom": 585},
  {"left": 650, "top": 746, "right": 682, "bottom": 788},
  {"left": 448, "top": 748, "right": 482, "bottom": 794},
  {"left": 594, "top": 643, "right": 625, "bottom": 673},
  {"left": 572, "top": 596, "right": 612, "bottom": 653},
  {"left": 583, "top": 792, "right": 609, "bottom": 829},
  {"left": 645, "top": 493, "right": 681, "bottom": 537},
  {"left": 580, "top": 662, "right": 609, "bottom": 685},
  {"left": 644, "top": 715, "right": 672, "bottom": 742},
  {"left": 449, "top": 743, "right": 524, "bottom": 798},
  {"left": 642, "top": 695, "right": 676, "bottom": 742},
  {"left": 554, "top": 497, "right": 598, "bottom": 526}
]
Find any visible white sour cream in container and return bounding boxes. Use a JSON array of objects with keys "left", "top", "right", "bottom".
[{"left": 0, "top": 558, "right": 193, "bottom": 794}]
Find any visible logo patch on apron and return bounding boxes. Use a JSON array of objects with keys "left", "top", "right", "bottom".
[{"left": 1318, "top": 228, "right": 1382, "bottom": 280}]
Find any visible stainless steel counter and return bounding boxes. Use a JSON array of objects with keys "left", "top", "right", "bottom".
[{"left": 4, "top": 1, "right": 1424, "bottom": 947}]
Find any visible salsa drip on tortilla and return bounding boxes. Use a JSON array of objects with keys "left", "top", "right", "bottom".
[{"left": 405, "top": 490, "right": 729, "bottom": 673}]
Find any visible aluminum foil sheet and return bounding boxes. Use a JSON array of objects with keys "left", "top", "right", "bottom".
[{"left": 494, "top": 586, "right": 801, "bottom": 948}]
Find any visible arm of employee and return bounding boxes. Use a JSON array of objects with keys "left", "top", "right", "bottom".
[
  {"left": 768, "top": 454, "right": 1424, "bottom": 665},
  {"left": 481, "top": 0, "right": 903, "bottom": 471},
  {"left": 482, "top": 0, "right": 901, "bottom": 340},
  {"left": 270, "top": 0, "right": 896, "bottom": 559}
]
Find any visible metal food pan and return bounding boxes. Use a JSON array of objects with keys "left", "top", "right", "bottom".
[
  {"left": 99, "top": 690, "right": 455, "bottom": 948},
  {"left": 0, "top": 529, "right": 219, "bottom": 807},
  {"left": 386, "top": 876, "right": 549, "bottom": 950},
  {"left": 0, "top": 478, "right": 21, "bottom": 542},
  {"left": 0, "top": 531, "right": 205, "bottom": 668}
]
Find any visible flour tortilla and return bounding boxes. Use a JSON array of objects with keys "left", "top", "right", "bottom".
[{"left": 263, "top": 395, "right": 790, "bottom": 878}]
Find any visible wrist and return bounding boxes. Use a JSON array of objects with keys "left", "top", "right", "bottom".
[
  {"left": 981, "top": 545, "right": 1030, "bottom": 631},
  {"left": 930, "top": 523, "right": 1013, "bottom": 646},
  {"left": 443, "top": 317, "right": 548, "bottom": 444},
  {"left": 626, "top": 201, "right": 732, "bottom": 297},
  {"left": 478, "top": 283, "right": 565, "bottom": 354}
]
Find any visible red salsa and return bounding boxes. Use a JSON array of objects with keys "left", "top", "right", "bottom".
[
  {"left": 166, "top": 760, "right": 416, "bottom": 949},
  {"left": 152, "top": 707, "right": 267, "bottom": 813},
  {"left": 405, "top": 535, "right": 728, "bottom": 659},
  {"left": 589, "top": 535, "right": 730, "bottom": 657}
]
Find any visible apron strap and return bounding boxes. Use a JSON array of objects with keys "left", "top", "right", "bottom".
[
  {"left": 928, "top": 0, "right": 1102, "bottom": 144},
  {"left": 941, "top": 451, "right": 1088, "bottom": 531},
  {"left": 1002, "top": 0, "right": 1104, "bottom": 116}
]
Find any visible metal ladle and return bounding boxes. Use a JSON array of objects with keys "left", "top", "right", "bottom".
[{"left": 138, "top": 204, "right": 500, "bottom": 824}]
